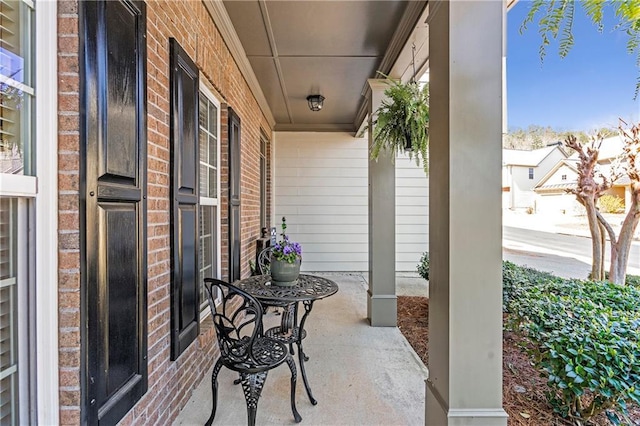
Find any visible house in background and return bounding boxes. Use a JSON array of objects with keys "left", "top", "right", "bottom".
[
  {"left": 534, "top": 136, "right": 630, "bottom": 215},
  {"left": 533, "top": 159, "right": 583, "bottom": 214},
  {"left": 502, "top": 144, "right": 568, "bottom": 211}
]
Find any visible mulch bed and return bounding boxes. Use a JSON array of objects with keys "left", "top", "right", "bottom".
[{"left": 397, "top": 296, "right": 640, "bottom": 426}]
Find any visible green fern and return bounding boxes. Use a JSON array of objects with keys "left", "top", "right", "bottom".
[{"left": 370, "top": 76, "right": 429, "bottom": 174}]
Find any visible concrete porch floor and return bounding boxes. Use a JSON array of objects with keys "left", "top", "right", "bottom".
[{"left": 173, "top": 272, "right": 429, "bottom": 426}]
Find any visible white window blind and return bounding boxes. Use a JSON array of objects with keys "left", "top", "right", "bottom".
[
  {"left": 0, "top": 198, "right": 18, "bottom": 426},
  {"left": 0, "top": 0, "right": 33, "bottom": 176}
]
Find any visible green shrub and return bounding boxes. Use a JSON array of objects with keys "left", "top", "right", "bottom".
[
  {"left": 625, "top": 273, "right": 640, "bottom": 288},
  {"left": 604, "top": 271, "right": 640, "bottom": 288},
  {"left": 502, "top": 261, "right": 556, "bottom": 313},
  {"left": 504, "top": 265, "right": 640, "bottom": 424},
  {"left": 598, "top": 194, "right": 625, "bottom": 213},
  {"left": 416, "top": 252, "right": 429, "bottom": 280}
]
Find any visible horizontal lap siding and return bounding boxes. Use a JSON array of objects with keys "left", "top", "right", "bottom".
[
  {"left": 274, "top": 132, "right": 368, "bottom": 272},
  {"left": 274, "top": 134, "right": 429, "bottom": 272},
  {"left": 395, "top": 154, "right": 429, "bottom": 271}
]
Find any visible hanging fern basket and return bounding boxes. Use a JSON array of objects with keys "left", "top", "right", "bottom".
[{"left": 370, "top": 78, "right": 429, "bottom": 174}]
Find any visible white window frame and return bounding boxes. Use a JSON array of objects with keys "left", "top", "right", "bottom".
[
  {"left": 34, "top": 1, "right": 58, "bottom": 422},
  {"left": 198, "top": 81, "right": 221, "bottom": 311},
  {"left": 0, "top": 1, "right": 58, "bottom": 423}
]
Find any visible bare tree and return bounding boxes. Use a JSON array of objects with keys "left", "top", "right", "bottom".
[
  {"left": 600, "top": 124, "right": 640, "bottom": 284},
  {"left": 565, "top": 123, "right": 640, "bottom": 284},
  {"left": 564, "top": 134, "right": 614, "bottom": 281}
]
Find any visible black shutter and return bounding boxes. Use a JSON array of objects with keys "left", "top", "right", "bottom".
[
  {"left": 228, "top": 108, "right": 242, "bottom": 282},
  {"left": 169, "top": 38, "right": 200, "bottom": 360},
  {"left": 80, "top": 1, "right": 147, "bottom": 424}
]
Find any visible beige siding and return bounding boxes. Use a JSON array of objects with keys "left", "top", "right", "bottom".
[
  {"left": 274, "top": 133, "right": 429, "bottom": 272},
  {"left": 396, "top": 154, "right": 429, "bottom": 271},
  {"left": 274, "top": 132, "right": 369, "bottom": 271}
]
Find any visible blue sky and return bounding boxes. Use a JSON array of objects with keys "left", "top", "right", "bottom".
[{"left": 507, "top": 1, "right": 640, "bottom": 131}]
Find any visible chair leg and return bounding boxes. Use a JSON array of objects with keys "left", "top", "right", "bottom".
[
  {"left": 285, "top": 356, "right": 303, "bottom": 423},
  {"left": 239, "top": 372, "right": 268, "bottom": 426},
  {"left": 205, "top": 359, "right": 224, "bottom": 426}
]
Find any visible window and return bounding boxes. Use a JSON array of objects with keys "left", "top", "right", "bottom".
[
  {"left": 259, "top": 134, "right": 267, "bottom": 229},
  {"left": 561, "top": 174, "right": 567, "bottom": 181},
  {"left": 528, "top": 167, "right": 534, "bottom": 180},
  {"left": 0, "top": 1, "right": 36, "bottom": 423},
  {"left": 198, "top": 86, "right": 220, "bottom": 312},
  {"left": 0, "top": 0, "right": 33, "bottom": 177}
]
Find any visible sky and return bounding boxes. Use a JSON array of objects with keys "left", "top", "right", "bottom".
[{"left": 507, "top": 1, "right": 640, "bottom": 132}]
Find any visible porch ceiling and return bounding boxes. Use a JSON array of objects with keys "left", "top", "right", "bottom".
[{"left": 221, "top": 0, "right": 428, "bottom": 133}]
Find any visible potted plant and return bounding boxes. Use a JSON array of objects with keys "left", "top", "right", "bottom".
[
  {"left": 370, "top": 76, "right": 429, "bottom": 174},
  {"left": 270, "top": 217, "right": 302, "bottom": 286}
]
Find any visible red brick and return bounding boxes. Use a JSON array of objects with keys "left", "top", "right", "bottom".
[
  {"left": 58, "top": 271, "right": 79, "bottom": 290},
  {"left": 58, "top": 290, "right": 80, "bottom": 310},
  {"left": 58, "top": 113, "right": 80, "bottom": 133},
  {"left": 59, "top": 93, "right": 79, "bottom": 112},
  {"left": 59, "top": 329, "right": 80, "bottom": 348},
  {"left": 55, "top": 1, "right": 274, "bottom": 422},
  {"left": 58, "top": 36, "right": 79, "bottom": 55},
  {"left": 58, "top": 15, "right": 78, "bottom": 35},
  {"left": 59, "top": 349, "right": 80, "bottom": 368},
  {"left": 58, "top": 194, "right": 78, "bottom": 212},
  {"left": 58, "top": 1, "right": 78, "bottom": 15},
  {"left": 58, "top": 250, "right": 79, "bottom": 270},
  {"left": 58, "top": 133, "right": 79, "bottom": 150},
  {"left": 59, "top": 389, "right": 80, "bottom": 406},
  {"left": 58, "top": 74, "right": 79, "bottom": 93},
  {"left": 59, "top": 369, "right": 79, "bottom": 387},
  {"left": 59, "top": 310, "right": 80, "bottom": 328},
  {"left": 59, "top": 408, "right": 80, "bottom": 425},
  {"left": 58, "top": 56, "right": 79, "bottom": 74}
]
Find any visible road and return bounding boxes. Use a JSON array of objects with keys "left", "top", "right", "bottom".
[{"left": 502, "top": 226, "right": 640, "bottom": 278}]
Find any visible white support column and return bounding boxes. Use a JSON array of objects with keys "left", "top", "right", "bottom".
[
  {"left": 426, "top": 1, "right": 508, "bottom": 425},
  {"left": 367, "top": 79, "right": 397, "bottom": 327}
]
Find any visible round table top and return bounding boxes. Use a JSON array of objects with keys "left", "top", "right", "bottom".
[{"left": 235, "top": 274, "right": 339, "bottom": 303}]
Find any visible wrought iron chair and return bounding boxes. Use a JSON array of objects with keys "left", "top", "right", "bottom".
[
  {"left": 203, "top": 278, "right": 302, "bottom": 426},
  {"left": 257, "top": 246, "right": 272, "bottom": 274}
]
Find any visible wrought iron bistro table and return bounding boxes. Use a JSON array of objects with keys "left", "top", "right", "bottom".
[{"left": 235, "top": 274, "right": 338, "bottom": 405}]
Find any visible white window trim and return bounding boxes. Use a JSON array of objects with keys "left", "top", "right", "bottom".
[
  {"left": 0, "top": 174, "right": 37, "bottom": 196},
  {"left": 34, "top": 1, "right": 58, "bottom": 422},
  {"left": 198, "top": 81, "right": 221, "bottom": 283}
]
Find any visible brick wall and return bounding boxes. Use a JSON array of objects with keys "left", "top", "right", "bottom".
[
  {"left": 57, "top": 1, "right": 273, "bottom": 424},
  {"left": 57, "top": 0, "right": 81, "bottom": 423}
]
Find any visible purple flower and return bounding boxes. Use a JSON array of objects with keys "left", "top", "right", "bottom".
[
  {"left": 293, "top": 243, "right": 302, "bottom": 255},
  {"left": 271, "top": 216, "right": 302, "bottom": 264}
]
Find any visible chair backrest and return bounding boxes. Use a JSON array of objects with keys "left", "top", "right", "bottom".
[
  {"left": 257, "top": 246, "right": 272, "bottom": 275},
  {"left": 204, "top": 278, "right": 265, "bottom": 365}
]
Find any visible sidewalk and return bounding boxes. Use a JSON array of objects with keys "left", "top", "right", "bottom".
[
  {"left": 502, "top": 209, "right": 640, "bottom": 278},
  {"left": 503, "top": 209, "right": 640, "bottom": 240}
]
